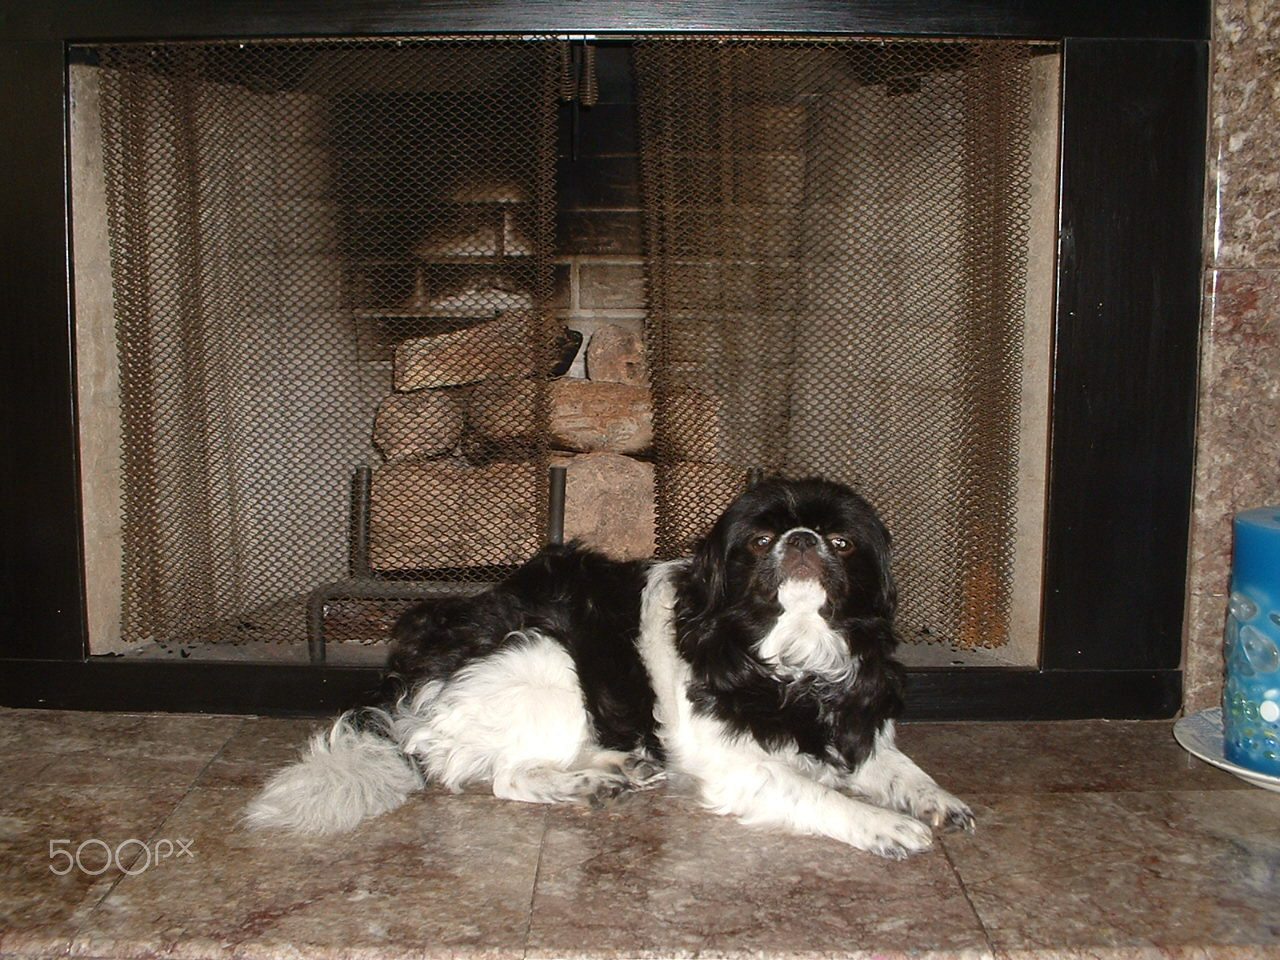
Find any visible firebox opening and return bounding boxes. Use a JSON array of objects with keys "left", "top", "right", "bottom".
[{"left": 70, "top": 36, "right": 1059, "bottom": 669}]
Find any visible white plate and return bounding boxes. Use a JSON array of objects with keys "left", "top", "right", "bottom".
[{"left": 1173, "top": 707, "right": 1280, "bottom": 792}]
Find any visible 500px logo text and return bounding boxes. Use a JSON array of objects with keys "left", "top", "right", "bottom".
[{"left": 49, "top": 838, "right": 194, "bottom": 875}]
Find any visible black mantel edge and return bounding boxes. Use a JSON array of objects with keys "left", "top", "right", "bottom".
[
  {"left": 0, "top": 659, "right": 1183, "bottom": 721},
  {"left": 0, "top": 0, "right": 1209, "bottom": 43}
]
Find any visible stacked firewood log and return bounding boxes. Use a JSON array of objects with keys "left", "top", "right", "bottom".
[{"left": 367, "top": 315, "right": 668, "bottom": 568}]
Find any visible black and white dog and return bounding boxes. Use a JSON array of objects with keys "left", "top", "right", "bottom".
[{"left": 246, "top": 476, "right": 974, "bottom": 858}]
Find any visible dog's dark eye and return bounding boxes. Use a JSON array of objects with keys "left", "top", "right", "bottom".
[
  {"left": 827, "top": 535, "right": 854, "bottom": 555},
  {"left": 749, "top": 533, "right": 775, "bottom": 554}
]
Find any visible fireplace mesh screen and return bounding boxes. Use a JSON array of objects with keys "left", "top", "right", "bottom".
[
  {"left": 93, "top": 39, "right": 560, "bottom": 649},
  {"left": 86, "top": 35, "right": 1045, "bottom": 655},
  {"left": 636, "top": 39, "right": 1038, "bottom": 647}
]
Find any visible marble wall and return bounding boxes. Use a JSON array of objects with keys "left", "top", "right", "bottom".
[{"left": 1184, "top": 0, "right": 1280, "bottom": 710}]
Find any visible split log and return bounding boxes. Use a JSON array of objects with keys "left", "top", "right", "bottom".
[
  {"left": 585, "top": 323, "right": 648, "bottom": 386},
  {"left": 372, "top": 390, "right": 464, "bottom": 462},
  {"left": 394, "top": 311, "right": 536, "bottom": 391},
  {"left": 462, "top": 378, "right": 544, "bottom": 464},
  {"left": 467, "top": 378, "right": 541, "bottom": 440},
  {"left": 556, "top": 452, "right": 655, "bottom": 560},
  {"left": 368, "top": 460, "right": 543, "bottom": 570},
  {"left": 548, "top": 379, "right": 653, "bottom": 454}
]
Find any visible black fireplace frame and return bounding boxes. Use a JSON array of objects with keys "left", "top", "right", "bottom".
[{"left": 0, "top": 1, "right": 1208, "bottom": 719}]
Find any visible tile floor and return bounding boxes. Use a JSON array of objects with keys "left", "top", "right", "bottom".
[{"left": 1, "top": 708, "right": 1278, "bottom": 960}]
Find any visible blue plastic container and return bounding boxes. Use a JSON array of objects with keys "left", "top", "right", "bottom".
[{"left": 1222, "top": 507, "right": 1280, "bottom": 777}]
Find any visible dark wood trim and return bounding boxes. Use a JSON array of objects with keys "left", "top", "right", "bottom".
[
  {"left": 0, "top": 0, "right": 1209, "bottom": 43},
  {"left": 0, "top": 659, "right": 1182, "bottom": 720},
  {"left": 0, "top": 41, "right": 87, "bottom": 660},
  {"left": 0, "top": 660, "right": 385, "bottom": 716},
  {"left": 1040, "top": 38, "right": 1208, "bottom": 671},
  {"left": 905, "top": 668, "right": 1182, "bottom": 721}
]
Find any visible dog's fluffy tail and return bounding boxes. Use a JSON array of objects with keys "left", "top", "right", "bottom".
[{"left": 244, "top": 709, "right": 423, "bottom": 834}]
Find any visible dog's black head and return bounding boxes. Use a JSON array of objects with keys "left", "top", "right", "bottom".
[
  {"left": 684, "top": 475, "right": 897, "bottom": 629},
  {"left": 675, "top": 475, "right": 904, "bottom": 765}
]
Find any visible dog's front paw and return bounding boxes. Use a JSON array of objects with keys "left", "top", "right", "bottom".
[
  {"left": 620, "top": 754, "right": 665, "bottom": 788},
  {"left": 854, "top": 809, "right": 935, "bottom": 860},
  {"left": 915, "top": 792, "right": 976, "bottom": 834}
]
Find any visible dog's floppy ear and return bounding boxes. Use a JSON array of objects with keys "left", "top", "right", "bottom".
[
  {"left": 862, "top": 517, "right": 897, "bottom": 621},
  {"left": 677, "top": 511, "right": 767, "bottom": 686},
  {"left": 682, "top": 512, "right": 732, "bottom": 624}
]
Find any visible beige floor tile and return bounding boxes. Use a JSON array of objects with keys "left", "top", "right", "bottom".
[
  {"left": 525, "top": 790, "right": 989, "bottom": 959},
  {"left": 0, "top": 708, "right": 243, "bottom": 763},
  {"left": 0, "top": 708, "right": 245, "bottom": 793},
  {"left": 5, "top": 710, "right": 1279, "bottom": 960},
  {"left": 193, "top": 716, "right": 325, "bottom": 790},
  {"left": 943, "top": 790, "right": 1280, "bottom": 956},
  {"left": 71, "top": 786, "right": 546, "bottom": 960},
  {"left": 0, "top": 781, "right": 190, "bottom": 957},
  {"left": 895, "top": 720, "right": 1242, "bottom": 796}
]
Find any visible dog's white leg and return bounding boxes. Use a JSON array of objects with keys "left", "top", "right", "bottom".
[
  {"left": 696, "top": 755, "right": 935, "bottom": 859},
  {"left": 640, "top": 564, "right": 931, "bottom": 859},
  {"left": 844, "top": 723, "right": 975, "bottom": 833},
  {"left": 493, "top": 748, "right": 663, "bottom": 807},
  {"left": 397, "top": 636, "right": 665, "bottom": 807},
  {"left": 397, "top": 633, "right": 594, "bottom": 789},
  {"left": 493, "top": 764, "right": 625, "bottom": 805}
]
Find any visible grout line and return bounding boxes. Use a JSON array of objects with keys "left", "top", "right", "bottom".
[
  {"left": 940, "top": 835, "right": 999, "bottom": 960},
  {"left": 521, "top": 806, "right": 552, "bottom": 960},
  {"left": 63, "top": 716, "right": 249, "bottom": 953}
]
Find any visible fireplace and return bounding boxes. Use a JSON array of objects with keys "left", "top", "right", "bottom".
[{"left": 0, "top": 2, "right": 1208, "bottom": 719}]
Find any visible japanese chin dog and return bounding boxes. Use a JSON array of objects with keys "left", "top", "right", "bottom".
[{"left": 246, "top": 475, "right": 974, "bottom": 858}]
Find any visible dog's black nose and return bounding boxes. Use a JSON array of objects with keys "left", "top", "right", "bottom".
[{"left": 783, "top": 530, "right": 819, "bottom": 552}]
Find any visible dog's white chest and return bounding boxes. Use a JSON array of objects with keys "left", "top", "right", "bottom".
[{"left": 757, "top": 579, "right": 852, "bottom": 678}]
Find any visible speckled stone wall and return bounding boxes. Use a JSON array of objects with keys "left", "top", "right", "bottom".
[{"left": 1185, "top": 0, "right": 1280, "bottom": 710}]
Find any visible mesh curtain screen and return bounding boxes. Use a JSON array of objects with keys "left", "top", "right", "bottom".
[
  {"left": 635, "top": 39, "right": 1036, "bottom": 647},
  {"left": 95, "top": 39, "right": 559, "bottom": 649},
  {"left": 90, "top": 35, "right": 1041, "bottom": 654}
]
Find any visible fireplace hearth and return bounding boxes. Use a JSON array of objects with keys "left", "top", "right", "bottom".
[{"left": 0, "top": 1, "right": 1208, "bottom": 719}]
